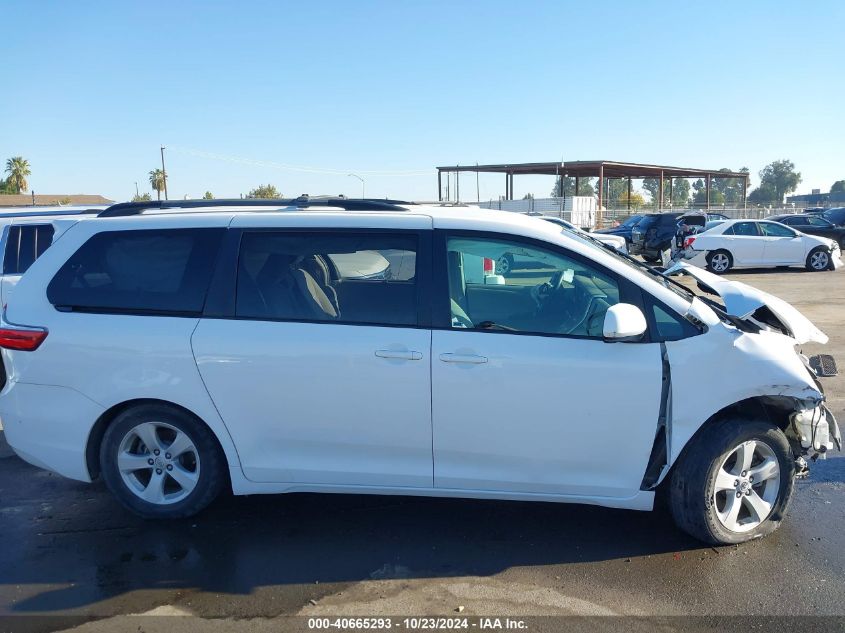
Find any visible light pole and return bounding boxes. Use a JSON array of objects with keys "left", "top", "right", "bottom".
[{"left": 348, "top": 173, "right": 365, "bottom": 198}]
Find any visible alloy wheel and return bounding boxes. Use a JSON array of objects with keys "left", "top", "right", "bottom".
[
  {"left": 810, "top": 251, "right": 829, "bottom": 270},
  {"left": 712, "top": 440, "right": 780, "bottom": 533},
  {"left": 496, "top": 255, "right": 511, "bottom": 275},
  {"left": 710, "top": 253, "right": 730, "bottom": 272},
  {"left": 117, "top": 421, "right": 201, "bottom": 505}
]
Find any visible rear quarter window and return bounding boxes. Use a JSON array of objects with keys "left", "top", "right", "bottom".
[
  {"left": 3, "top": 224, "right": 55, "bottom": 275},
  {"left": 47, "top": 228, "right": 224, "bottom": 314}
]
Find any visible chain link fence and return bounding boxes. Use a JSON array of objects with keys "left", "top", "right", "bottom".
[{"left": 475, "top": 197, "right": 810, "bottom": 229}]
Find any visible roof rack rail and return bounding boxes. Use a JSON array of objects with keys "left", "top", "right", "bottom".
[
  {"left": 0, "top": 208, "right": 104, "bottom": 220},
  {"left": 98, "top": 197, "right": 412, "bottom": 218}
]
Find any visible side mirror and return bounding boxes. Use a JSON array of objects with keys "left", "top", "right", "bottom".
[{"left": 603, "top": 303, "right": 647, "bottom": 342}]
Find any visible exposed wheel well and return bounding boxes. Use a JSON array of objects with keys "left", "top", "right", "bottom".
[
  {"left": 85, "top": 398, "right": 229, "bottom": 482},
  {"left": 654, "top": 395, "right": 798, "bottom": 494}
]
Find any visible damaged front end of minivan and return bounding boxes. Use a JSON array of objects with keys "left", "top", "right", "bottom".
[{"left": 661, "top": 262, "right": 841, "bottom": 479}]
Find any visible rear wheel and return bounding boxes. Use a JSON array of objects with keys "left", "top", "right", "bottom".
[
  {"left": 100, "top": 404, "right": 225, "bottom": 519},
  {"left": 806, "top": 247, "right": 831, "bottom": 272},
  {"left": 706, "top": 249, "right": 732, "bottom": 274},
  {"left": 669, "top": 418, "right": 795, "bottom": 545},
  {"left": 496, "top": 254, "right": 514, "bottom": 275}
]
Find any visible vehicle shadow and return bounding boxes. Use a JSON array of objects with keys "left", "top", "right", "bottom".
[{"left": 0, "top": 448, "right": 703, "bottom": 615}]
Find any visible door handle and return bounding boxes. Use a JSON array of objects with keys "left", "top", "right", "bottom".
[
  {"left": 439, "top": 353, "right": 488, "bottom": 364},
  {"left": 375, "top": 349, "right": 422, "bottom": 361}
]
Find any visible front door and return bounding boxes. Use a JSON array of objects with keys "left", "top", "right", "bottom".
[
  {"left": 760, "top": 222, "right": 805, "bottom": 264},
  {"left": 431, "top": 233, "right": 663, "bottom": 498},
  {"left": 193, "top": 229, "right": 433, "bottom": 487}
]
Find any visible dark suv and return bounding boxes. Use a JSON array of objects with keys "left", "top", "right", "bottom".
[{"left": 630, "top": 213, "right": 682, "bottom": 261}]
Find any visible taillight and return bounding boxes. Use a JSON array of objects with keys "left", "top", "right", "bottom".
[
  {"left": 0, "top": 327, "right": 48, "bottom": 351},
  {"left": 483, "top": 257, "right": 495, "bottom": 275},
  {"left": 683, "top": 236, "right": 697, "bottom": 249}
]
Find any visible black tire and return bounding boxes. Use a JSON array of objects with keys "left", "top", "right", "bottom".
[
  {"left": 496, "top": 254, "right": 514, "bottom": 275},
  {"left": 805, "top": 246, "right": 831, "bottom": 272},
  {"left": 706, "top": 249, "right": 733, "bottom": 274},
  {"left": 100, "top": 403, "right": 226, "bottom": 519},
  {"left": 669, "top": 418, "right": 795, "bottom": 545}
]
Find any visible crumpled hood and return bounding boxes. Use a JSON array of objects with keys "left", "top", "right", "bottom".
[{"left": 664, "top": 261, "right": 828, "bottom": 344}]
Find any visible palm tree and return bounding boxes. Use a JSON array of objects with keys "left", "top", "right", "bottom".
[
  {"left": 149, "top": 169, "right": 166, "bottom": 201},
  {"left": 4, "top": 157, "right": 31, "bottom": 194}
]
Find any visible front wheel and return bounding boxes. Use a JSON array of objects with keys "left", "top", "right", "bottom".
[
  {"left": 806, "top": 247, "right": 831, "bottom": 272},
  {"left": 100, "top": 404, "right": 226, "bottom": 519},
  {"left": 669, "top": 418, "right": 795, "bottom": 545}
]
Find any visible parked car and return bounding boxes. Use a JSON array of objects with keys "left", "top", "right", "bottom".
[
  {"left": 630, "top": 213, "right": 682, "bottom": 261},
  {"left": 680, "top": 219, "right": 843, "bottom": 273},
  {"left": 768, "top": 214, "right": 845, "bottom": 248},
  {"left": 539, "top": 216, "right": 628, "bottom": 254},
  {"left": 593, "top": 213, "right": 644, "bottom": 244},
  {"left": 0, "top": 199, "right": 839, "bottom": 545},
  {"left": 822, "top": 207, "right": 845, "bottom": 227}
]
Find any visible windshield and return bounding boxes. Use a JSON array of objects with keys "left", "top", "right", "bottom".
[{"left": 556, "top": 227, "right": 695, "bottom": 302}]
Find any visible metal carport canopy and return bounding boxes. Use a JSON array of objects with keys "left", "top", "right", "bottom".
[{"left": 435, "top": 161, "right": 748, "bottom": 180}]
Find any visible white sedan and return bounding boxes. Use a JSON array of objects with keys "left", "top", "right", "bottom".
[{"left": 680, "top": 219, "right": 843, "bottom": 274}]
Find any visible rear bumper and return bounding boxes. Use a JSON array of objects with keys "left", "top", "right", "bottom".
[{"left": 0, "top": 381, "right": 104, "bottom": 482}]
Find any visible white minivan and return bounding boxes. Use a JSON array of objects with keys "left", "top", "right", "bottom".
[{"left": 0, "top": 199, "right": 839, "bottom": 545}]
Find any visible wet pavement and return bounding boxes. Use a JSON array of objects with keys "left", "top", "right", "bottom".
[{"left": 0, "top": 268, "right": 843, "bottom": 630}]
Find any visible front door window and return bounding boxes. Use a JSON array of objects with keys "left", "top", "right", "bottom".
[{"left": 446, "top": 236, "right": 620, "bottom": 338}]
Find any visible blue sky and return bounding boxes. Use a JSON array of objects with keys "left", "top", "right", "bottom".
[{"left": 2, "top": 0, "right": 843, "bottom": 202}]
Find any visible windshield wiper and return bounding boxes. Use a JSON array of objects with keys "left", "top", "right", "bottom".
[{"left": 477, "top": 321, "right": 519, "bottom": 332}]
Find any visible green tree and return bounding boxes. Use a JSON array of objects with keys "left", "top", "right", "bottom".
[
  {"left": 830, "top": 180, "right": 845, "bottom": 194},
  {"left": 0, "top": 178, "right": 8, "bottom": 194},
  {"left": 149, "top": 169, "right": 166, "bottom": 201},
  {"left": 757, "top": 159, "right": 801, "bottom": 205},
  {"left": 642, "top": 178, "right": 691, "bottom": 208},
  {"left": 691, "top": 179, "right": 726, "bottom": 206},
  {"left": 4, "top": 156, "right": 31, "bottom": 194},
  {"left": 203, "top": 191, "right": 214, "bottom": 199},
  {"left": 247, "top": 184, "right": 281, "bottom": 198},
  {"left": 747, "top": 184, "right": 777, "bottom": 204},
  {"left": 550, "top": 176, "right": 595, "bottom": 197},
  {"left": 132, "top": 192, "right": 152, "bottom": 202},
  {"left": 712, "top": 167, "right": 751, "bottom": 204}
]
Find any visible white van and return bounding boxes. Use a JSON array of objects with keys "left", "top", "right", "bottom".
[{"left": 0, "top": 199, "right": 838, "bottom": 545}]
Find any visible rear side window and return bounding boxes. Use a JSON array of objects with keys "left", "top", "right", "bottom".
[
  {"left": 724, "top": 222, "right": 760, "bottom": 236},
  {"left": 3, "top": 224, "right": 55, "bottom": 275},
  {"left": 47, "top": 229, "right": 224, "bottom": 314},
  {"left": 236, "top": 231, "right": 418, "bottom": 326}
]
